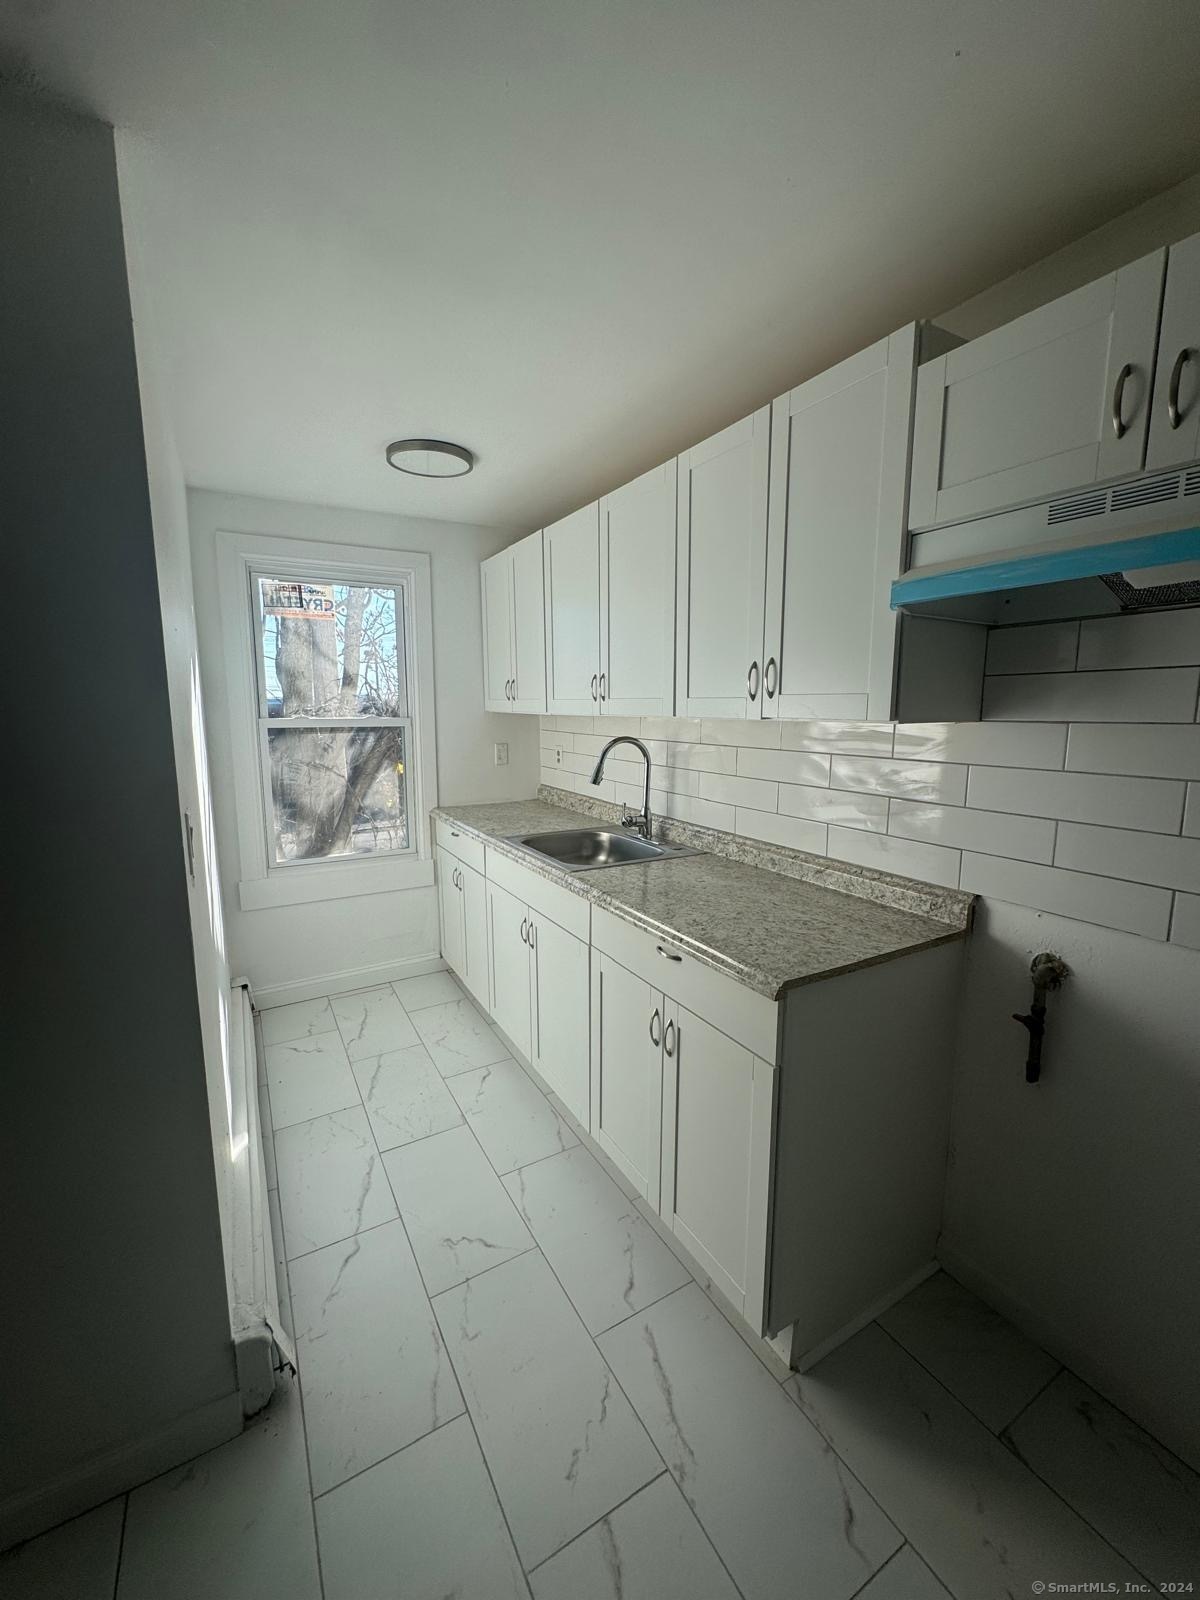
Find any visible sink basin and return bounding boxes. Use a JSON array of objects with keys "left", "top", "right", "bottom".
[{"left": 511, "top": 828, "right": 695, "bottom": 871}]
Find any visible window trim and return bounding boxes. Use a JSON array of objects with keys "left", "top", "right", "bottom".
[{"left": 216, "top": 530, "right": 438, "bottom": 910}]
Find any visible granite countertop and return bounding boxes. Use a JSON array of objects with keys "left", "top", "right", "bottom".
[{"left": 433, "top": 797, "right": 972, "bottom": 1001}]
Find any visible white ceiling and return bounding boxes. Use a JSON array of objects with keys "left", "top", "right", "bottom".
[{"left": 6, "top": 0, "right": 1200, "bottom": 530}]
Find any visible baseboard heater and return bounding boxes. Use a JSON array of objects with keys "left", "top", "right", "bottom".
[{"left": 228, "top": 980, "right": 294, "bottom": 1413}]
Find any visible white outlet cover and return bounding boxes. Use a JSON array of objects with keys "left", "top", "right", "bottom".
[{"left": 493, "top": 742, "right": 509, "bottom": 766}]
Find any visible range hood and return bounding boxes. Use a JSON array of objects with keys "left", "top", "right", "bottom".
[{"left": 893, "top": 464, "right": 1200, "bottom": 625}]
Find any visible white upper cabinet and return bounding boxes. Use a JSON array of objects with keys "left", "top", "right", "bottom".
[
  {"left": 909, "top": 248, "right": 1166, "bottom": 529},
  {"left": 480, "top": 530, "right": 546, "bottom": 714},
  {"left": 1148, "top": 231, "right": 1200, "bottom": 472},
  {"left": 480, "top": 548, "right": 514, "bottom": 713},
  {"left": 675, "top": 408, "right": 771, "bottom": 719},
  {"left": 543, "top": 502, "right": 601, "bottom": 714},
  {"left": 764, "top": 326, "right": 918, "bottom": 723},
  {"left": 599, "top": 461, "right": 677, "bottom": 716}
]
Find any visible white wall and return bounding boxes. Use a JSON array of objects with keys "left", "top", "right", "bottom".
[
  {"left": 1, "top": 92, "right": 239, "bottom": 1546},
  {"left": 188, "top": 489, "right": 540, "bottom": 1000}
]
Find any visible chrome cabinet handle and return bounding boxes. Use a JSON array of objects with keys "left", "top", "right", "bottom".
[
  {"left": 1111, "top": 362, "right": 1134, "bottom": 439},
  {"left": 520, "top": 917, "right": 528, "bottom": 944},
  {"left": 664, "top": 1019, "right": 676, "bottom": 1058},
  {"left": 528, "top": 921, "right": 536, "bottom": 949},
  {"left": 599, "top": 672, "right": 607, "bottom": 701},
  {"left": 747, "top": 660, "right": 760, "bottom": 702},
  {"left": 512, "top": 675, "right": 518, "bottom": 700},
  {"left": 1168, "top": 347, "right": 1194, "bottom": 430},
  {"left": 764, "top": 656, "right": 778, "bottom": 698},
  {"left": 590, "top": 673, "right": 599, "bottom": 702},
  {"left": 504, "top": 678, "right": 511, "bottom": 700},
  {"left": 649, "top": 1008, "right": 661, "bottom": 1046},
  {"left": 656, "top": 944, "right": 682, "bottom": 963},
  {"left": 450, "top": 830, "right": 460, "bottom": 837}
]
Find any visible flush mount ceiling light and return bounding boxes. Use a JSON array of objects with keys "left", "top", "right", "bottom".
[{"left": 385, "top": 438, "right": 475, "bottom": 478}]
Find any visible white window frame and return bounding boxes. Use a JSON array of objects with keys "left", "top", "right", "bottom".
[{"left": 216, "top": 530, "right": 437, "bottom": 910}]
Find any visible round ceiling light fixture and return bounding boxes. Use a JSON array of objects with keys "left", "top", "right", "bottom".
[{"left": 385, "top": 438, "right": 475, "bottom": 478}]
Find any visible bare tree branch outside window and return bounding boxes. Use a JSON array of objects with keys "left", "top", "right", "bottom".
[{"left": 257, "top": 578, "right": 411, "bottom": 862}]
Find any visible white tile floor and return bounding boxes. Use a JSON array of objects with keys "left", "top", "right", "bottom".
[{"left": 5, "top": 970, "right": 1199, "bottom": 1600}]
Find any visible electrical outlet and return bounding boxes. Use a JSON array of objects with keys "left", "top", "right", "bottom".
[
  {"left": 493, "top": 742, "right": 509, "bottom": 767},
  {"left": 555, "top": 744, "right": 563, "bottom": 765}
]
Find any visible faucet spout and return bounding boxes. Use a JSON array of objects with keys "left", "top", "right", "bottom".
[{"left": 590, "top": 736, "right": 653, "bottom": 839}]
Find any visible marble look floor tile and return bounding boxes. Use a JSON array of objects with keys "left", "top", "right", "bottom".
[
  {"left": 274, "top": 1107, "right": 396, "bottom": 1258},
  {"left": 259, "top": 996, "right": 336, "bottom": 1046},
  {"left": 433, "top": 1250, "right": 661, "bottom": 1569},
  {"left": 0, "top": 1498, "right": 125, "bottom": 1600},
  {"left": 289, "top": 1219, "right": 463, "bottom": 1495},
  {"left": 411, "top": 998, "right": 513, "bottom": 1077},
  {"left": 877, "top": 1271, "right": 1060, "bottom": 1433},
  {"left": 351, "top": 1043, "right": 463, "bottom": 1152},
  {"left": 393, "top": 970, "right": 468, "bottom": 1012},
  {"left": 598, "top": 1286, "right": 899, "bottom": 1600},
  {"left": 787, "top": 1324, "right": 1145, "bottom": 1600},
  {"left": 504, "top": 1145, "right": 689, "bottom": 1333},
  {"left": 1006, "top": 1370, "right": 1200, "bottom": 1586},
  {"left": 382, "top": 1125, "right": 534, "bottom": 1295},
  {"left": 264, "top": 1032, "right": 360, "bottom": 1130},
  {"left": 258, "top": 1082, "right": 277, "bottom": 1189},
  {"left": 854, "top": 1546, "right": 953, "bottom": 1600},
  {"left": 447, "top": 1059, "right": 577, "bottom": 1175},
  {"left": 117, "top": 1377, "right": 320, "bottom": 1600},
  {"left": 329, "top": 986, "right": 419, "bottom": 1059},
  {"left": 528, "top": 1472, "right": 738, "bottom": 1600},
  {"left": 316, "top": 1416, "right": 527, "bottom": 1600}
]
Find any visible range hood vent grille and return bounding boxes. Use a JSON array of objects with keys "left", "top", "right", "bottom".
[
  {"left": 1111, "top": 473, "right": 1183, "bottom": 511},
  {"left": 1047, "top": 490, "right": 1107, "bottom": 524},
  {"left": 1046, "top": 466, "right": 1194, "bottom": 529}
]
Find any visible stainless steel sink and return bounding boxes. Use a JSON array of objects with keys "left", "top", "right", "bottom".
[{"left": 510, "top": 828, "right": 696, "bottom": 871}]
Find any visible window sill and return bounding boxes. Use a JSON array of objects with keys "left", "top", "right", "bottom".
[{"left": 238, "top": 855, "right": 434, "bottom": 911}]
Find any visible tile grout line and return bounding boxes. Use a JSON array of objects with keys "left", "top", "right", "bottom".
[
  {"left": 869, "top": 1321, "right": 1161, "bottom": 1591},
  {"left": 995, "top": 1362, "right": 1065, "bottom": 1437},
  {"left": 109, "top": 1493, "right": 129, "bottom": 1600},
  {"left": 519, "top": 1470, "right": 671, "bottom": 1580}
]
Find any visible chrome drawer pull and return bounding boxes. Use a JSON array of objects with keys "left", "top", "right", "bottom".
[
  {"left": 656, "top": 944, "right": 682, "bottom": 962},
  {"left": 664, "top": 1019, "right": 676, "bottom": 1058},
  {"left": 1111, "top": 362, "right": 1134, "bottom": 439},
  {"left": 649, "top": 1008, "right": 661, "bottom": 1046},
  {"left": 747, "top": 660, "right": 760, "bottom": 701},
  {"left": 1168, "top": 347, "right": 1194, "bottom": 430}
]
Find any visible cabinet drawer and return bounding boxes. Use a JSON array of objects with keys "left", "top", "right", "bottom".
[
  {"left": 591, "top": 906, "right": 778, "bottom": 1061},
  {"left": 435, "top": 817, "right": 486, "bottom": 875},
  {"left": 485, "top": 846, "right": 591, "bottom": 942}
]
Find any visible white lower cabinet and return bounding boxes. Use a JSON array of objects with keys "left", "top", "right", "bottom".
[
  {"left": 590, "top": 953, "right": 663, "bottom": 1205},
  {"left": 530, "top": 913, "right": 590, "bottom": 1128},
  {"left": 438, "top": 855, "right": 465, "bottom": 977},
  {"left": 487, "top": 879, "right": 533, "bottom": 1060},
  {"left": 659, "top": 1004, "right": 775, "bottom": 1329},
  {"left": 436, "top": 845, "right": 488, "bottom": 1007}
]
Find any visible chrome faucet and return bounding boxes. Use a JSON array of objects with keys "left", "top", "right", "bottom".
[{"left": 591, "top": 736, "right": 653, "bottom": 839}]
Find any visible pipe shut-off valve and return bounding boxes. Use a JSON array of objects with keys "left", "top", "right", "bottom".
[{"left": 1011, "top": 952, "right": 1070, "bottom": 1083}]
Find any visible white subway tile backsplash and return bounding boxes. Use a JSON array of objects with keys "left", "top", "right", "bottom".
[
  {"left": 959, "top": 854, "right": 1173, "bottom": 940},
  {"left": 779, "top": 720, "right": 894, "bottom": 757},
  {"left": 736, "top": 747, "right": 832, "bottom": 785},
  {"left": 735, "top": 807, "right": 827, "bottom": 856},
  {"left": 827, "top": 826, "right": 962, "bottom": 888},
  {"left": 1185, "top": 785, "right": 1199, "bottom": 838},
  {"left": 698, "top": 771, "right": 779, "bottom": 811},
  {"left": 663, "top": 741, "right": 737, "bottom": 776},
  {"left": 1077, "top": 610, "right": 1200, "bottom": 670},
  {"left": 967, "top": 766, "right": 1184, "bottom": 833},
  {"left": 985, "top": 622, "right": 1079, "bottom": 676},
  {"left": 779, "top": 783, "right": 889, "bottom": 832},
  {"left": 554, "top": 716, "right": 598, "bottom": 734},
  {"left": 640, "top": 715, "right": 702, "bottom": 742},
  {"left": 700, "top": 717, "right": 783, "bottom": 749},
  {"left": 830, "top": 755, "right": 968, "bottom": 806},
  {"left": 1065, "top": 723, "right": 1200, "bottom": 780},
  {"left": 658, "top": 765, "right": 702, "bottom": 797},
  {"left": 539, "top": 766, "right": 561, "bottom": 790},
  {"left": 1171, "top": 893, "right": 1200, "bottom": 950},
  {"left": 894, "top": 721, "right": 1067, "bottom": 769},
  {"left": 661, "top": 791, "right": 737, "bottom": 832},
  {"left": 983, "top": 668, "right": 1200, "bottom": 723},
  {"left": 888, "top": 800, "right": 1056, "bottom": 864},
  {"left": 1054, "top": 823, "right": 1200, "bottom": 893},
  {"left": 574, "top": 773, "right": 616, "bottom": 802}
]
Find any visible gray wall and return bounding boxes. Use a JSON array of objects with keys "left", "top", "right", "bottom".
[{"left": 1, "top": 92, "right": 238, "bottom": 1544}]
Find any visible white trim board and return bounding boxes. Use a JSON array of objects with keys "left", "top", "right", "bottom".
[{"left": 252, "top": 953, "right": 448, "bottom": 1010}]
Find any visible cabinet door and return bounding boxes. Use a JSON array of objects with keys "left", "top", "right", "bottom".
[
  {"left": 599, "top": 461, "right": 677, "bottom": 716},
  {"left": 590, "top": 954, "right": 662, "bottom": 1205},
  {"left": 659, "top": 1005, "right": 775, "bottom": 1332},
  {"left": 543, "top": 503, "right": 601, "bottom": 714},
  {"left": 487, "top": 880, "right": 532, "bottom": 1060},
  {"left": 675, "top": 409, "right": 771, "bottom": 719},
  {"left": 1147, "top": 231, "right": 1200, "bottom": 471},
  {"left": 764, "top": 327, "right": 916, "bottom": 724},
  {"left": 481, "top": 550, "right": 514, "bottom": 712},
  {"left": 510, "top": 530, "right": 548, "bottom": 714},
  {"left": 910, "top": 249, "right": 1166, "bottom": 529},
  {"left": 438, "top": 857, "right": 465, "bottom": 979},
  {"left": 459, "top": 860, "right": 489, "bottom": 1011},
  {"left": 530, "top": 914, "right": 590, "bottom": 1128}
]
